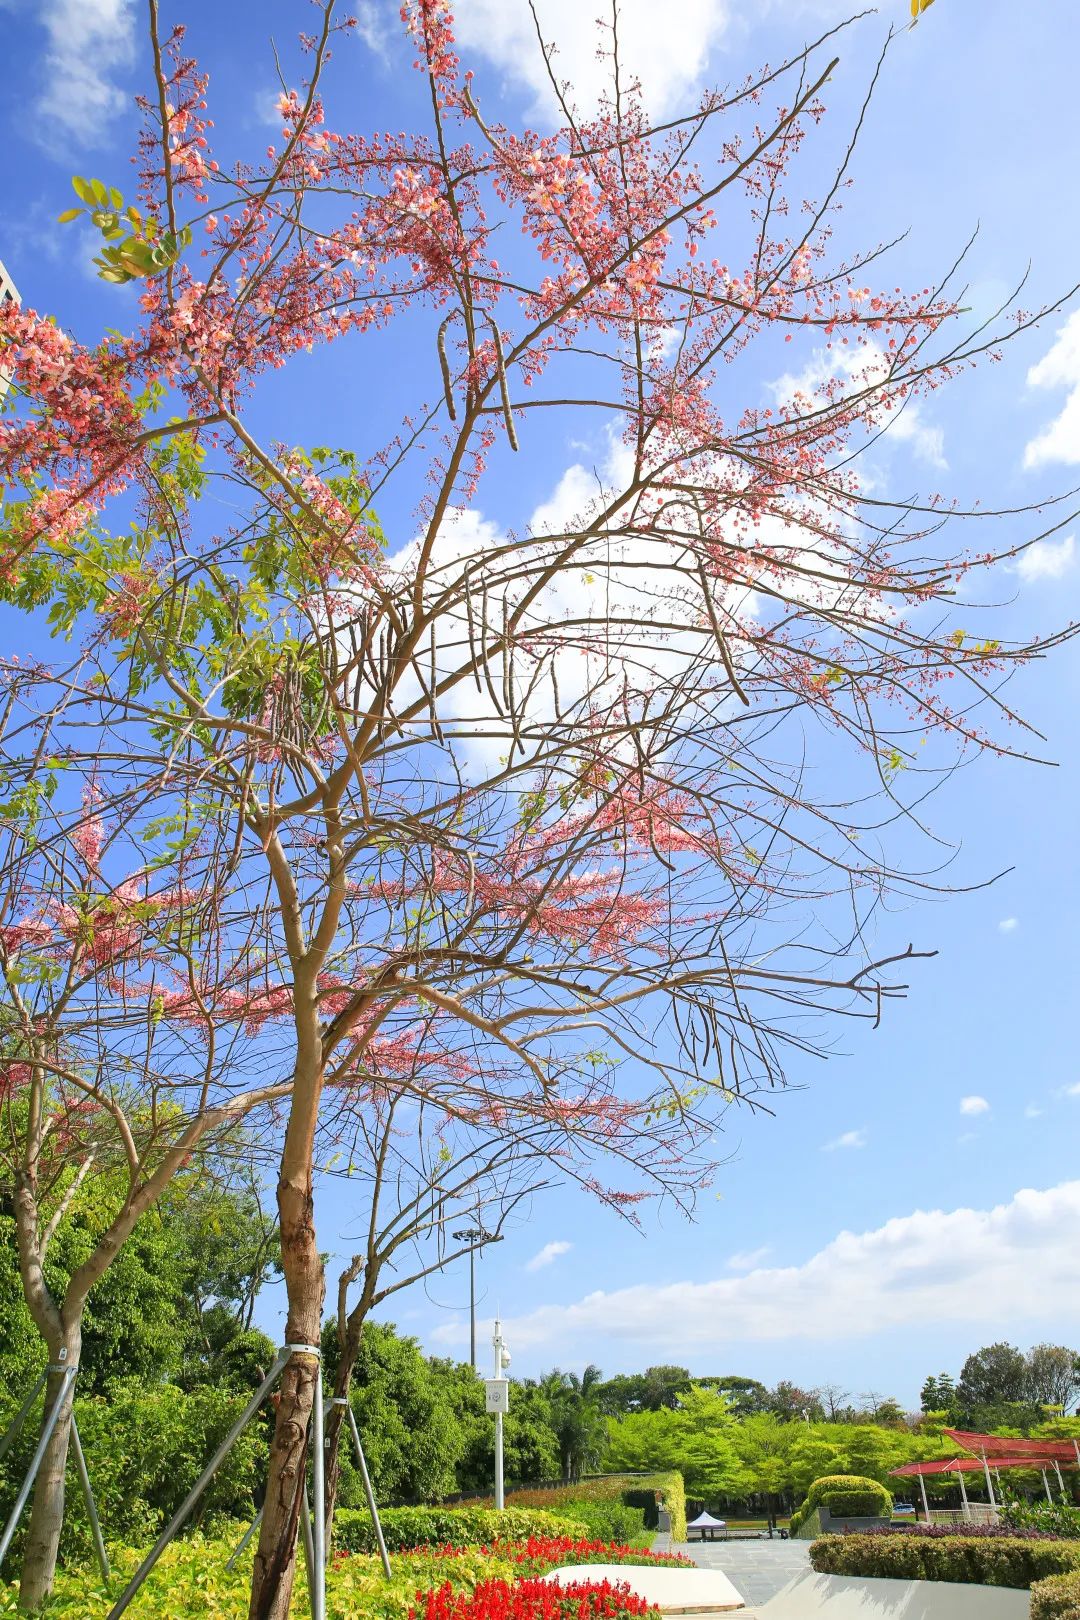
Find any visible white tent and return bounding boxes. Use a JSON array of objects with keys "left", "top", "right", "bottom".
[{"left": 687, "top": 1511, "right": 727, "bottom": 1528}]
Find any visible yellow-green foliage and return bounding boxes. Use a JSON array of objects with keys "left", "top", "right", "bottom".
[
  {"left": 1032, "top": 1570, "right": 1080, "bottom": 1619},
  {"left": 0, "top": 1535, "right": 518, "bottom": 1620}
]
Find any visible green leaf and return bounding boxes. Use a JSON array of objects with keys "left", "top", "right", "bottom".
[
  {"left": 57, "top": 207, "right": 84, "bottom": 224},
  {"left": 71, "top": 175, "right": 97, "bottom": 204}
]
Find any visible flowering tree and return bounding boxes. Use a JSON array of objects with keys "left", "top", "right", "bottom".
[
  {"left": 0, "top": 0, "right": 1072, "bottom": 1613},
  {"left": 0, "top": 680, "right": 295, "bottom": 1607},
  {"left": 318, "top": 1062, "right": 706, "bottom": 1534}
]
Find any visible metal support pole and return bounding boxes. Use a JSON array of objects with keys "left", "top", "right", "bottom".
[
  {"left": 1053, "top": 1459, "right": 1065, "bottom": 1493},
  {"left": 107, "top": 1347, "right": 291, "bottom": 1620},
  {"left": 310, "top": 1370, "right": 326, "bottom": 1620},
  {"left": 981, "top": 1452, "right": 997, "bottom": 1510},
  {"left": 957, "top": 1468, "right": 970, "bottom": 1521},
  {"left": 69, "top": 1415, "right": 110, "bottom": 1586},
  {"left": 0, "top": 1366, "right": 77, "bottom": 1569},
  {"left": 224, "top": 1507, "right": 262, "bottom": 1573},
  {"left": 469, "top": 1248, "right": 477, "bottom": 1373},
  {"left": 341, "top": 1402, "right": 390, "bottom": 1579},
  {"left": 1043, "top": 1469, "right": 1054, "bottom": 1504},
  {"left": 301, "top": 1492, "right": 315, "bottom": 1592},
  {"left": 917, "top": 1471, "right": 930, "bottom": 1522},
  {"left": 0, "top": 1369, "right": 49, "bottom": 1464}
]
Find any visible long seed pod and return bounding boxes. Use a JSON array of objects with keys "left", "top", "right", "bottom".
[
  {"left": 437, "top": 315, "right": 458, "bottom": 422},
  {"left": 487, "top": 315, "right": 519, "bottom": 451}
]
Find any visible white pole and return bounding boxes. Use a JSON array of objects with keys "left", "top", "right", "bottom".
[
  {"left": 918, "top": 1471, "right": 930, "bottom": 1521},
  {"left": 981, "top": 1452, "right": 997, "bottom": 1510},
  {"left": 493, "top": 1318, "right": 505, "bottom": 1511},
  {"left": 1053, "top": 1459, "right": 1065, "bottom": 1493},
  {"left": 958, "top": 1468, "right": 970, "bottom": 1522},
  {"left": 1043, "top": 1470, "right": 1053, "bottom": 1504}
]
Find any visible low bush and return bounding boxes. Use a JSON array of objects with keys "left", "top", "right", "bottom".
[
  {"left": 866, "top": 1521, "right": 1065, "bottom": 1541},
  {"left": 1032, "top": 1569, "right": 1080, "bottom": 1619},
  {"left": 0, "top": 1531, "right": 668, "bottom": 1619},
  {"left": 334, "top": 1505, "right": 585, "bottom": 1554},
  {"left": 412, "top": 1576, "right": 658, "bottom": 1620},
  {"left": 1003, "top": 1501, "right": 1080, "bottom": 1539},
  {"left": 810, "top": 1532, "right": 1080, "bottom": 1589},
  {"left": 465, "top": 1473, "right": 686, "bottom": 1544},
  {"left": 486, "top": 1536, "right": 694, "bottom": 1576},
  {"left": 790, "top": 1475, "right": 892, "bottom": 1537}
]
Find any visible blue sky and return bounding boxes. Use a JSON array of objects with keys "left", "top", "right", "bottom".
[{"left": 3, "top": 0, "right": 1079, "bottom": 1408}]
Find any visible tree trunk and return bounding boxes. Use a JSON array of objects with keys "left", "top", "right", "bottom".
[
  {"left": 18, "top": 1320, "right": 82, "bottom": 1614},
  {"left": 247, "top": 1167, "right": 324, "bottom": 1620}
]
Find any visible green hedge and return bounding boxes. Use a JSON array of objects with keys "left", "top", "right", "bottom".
[
  {"left": 1032, "top": 1570, "right": 1080, "bottom": 1619},
  {"left": 790, "top": 1475, "right": 892, "bottom": 1537},
  {"left": 810, "top": 1533, "right": 1080, "bottom": 1589},
  {"left": 333, "top": 1504, "right": 585, "bottom": 1553},
  {"left": 556, "top": 1500, "right": 645, "bottom": 1544},
  {"left": 483, "top": 1472, "right": 687, "bottom": 1544}
]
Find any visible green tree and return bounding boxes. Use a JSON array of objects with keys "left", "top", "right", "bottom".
[
  {"left": 957, "top": 1343, "right": 1028, "bottom": 1409},
  {"left": 1025, "top": 1345, "right": 1080, "bottom": 1413}
]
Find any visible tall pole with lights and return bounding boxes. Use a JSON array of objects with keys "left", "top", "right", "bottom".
[{"left": 452, "top": 1224, "right": 496, "bottom": 1372}]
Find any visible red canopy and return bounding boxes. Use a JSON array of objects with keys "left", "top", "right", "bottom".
[
  {"left": 891, "top": 1456, "right": 1077, "bottom": 1478},
  {"left": 945, "top": 1430, "right": 1080, "bottom": 1462}
]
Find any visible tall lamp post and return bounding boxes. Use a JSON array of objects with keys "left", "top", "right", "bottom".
[{"left": 452, "top": 1225, "right": 497, "bottom": 1371}]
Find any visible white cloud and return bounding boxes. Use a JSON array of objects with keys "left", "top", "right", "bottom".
[
  {"left": 31, "top": 0, "right": 136, "bottom": 149},
  {"left": 1015, "top": 534, "right": 1076, "bottom": 583},
  {"left": 772, "top": 343, "right": 947, "bottom": 470},
  {"left": 822, "top": 1128, "right": 867, "bottom": 1152},
  {"left": 447, "top": 1182, "right": 1080, "bottom": 1354},
  {"left": 453, "top": 0, "right": 732, "bottom": 120},
  {"left": 1025, "top": 1104, "right": 1044, "bottom": 1119},
  {"left": 1024, "top": 312, "right": 1080, "bottom": 469},
  {"left": 959, "top": 1095, "right": 990, "bottom": 1116},
  {"left": 1063, "top": 1083, "right": 1080, "bottom": 1099},
  {"left": 998, "top": 917, "right": 1019, "bottom": 933},
  {"left": 726, "top": 1245, "right": 772, "bottom": 1272},
  {"left": 525, "top": 1239, "right": 573, "bottom": 1272}
]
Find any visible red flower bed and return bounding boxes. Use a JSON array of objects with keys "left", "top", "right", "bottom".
[
  {"left": 413, "top": 1575, "right": 658, "bottom": 1620},
  {"left": 488, "top": 1536, "right": 693, "bottom": 1573}
]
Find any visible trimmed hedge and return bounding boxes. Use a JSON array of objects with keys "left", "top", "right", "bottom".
[
  {"left": 1032, "top": 1570, "right": 1080, "bottom": 1619},
  {"left": 470, "top": 1473, "right": 687, "bottom": 1544},
  {"left": 790, "top": 1475, "right": 892, "bottom": 1537},
  {"left": 333, "top": 1504, "right": 585, "bottom": 1553},
  {"left": 810, "top": 1532, "right": 1080, "bottom": 1589}
]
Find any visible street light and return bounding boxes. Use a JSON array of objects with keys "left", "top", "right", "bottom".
[{"left": 452, "top": 1225, "right": 499, "bottom": 1371}]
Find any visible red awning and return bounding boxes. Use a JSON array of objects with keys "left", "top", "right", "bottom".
[
  {"left": 891, "top": 1456, "right": 1078, "bottom": 1478},
  {"left": 945, "top": 1430, "right": 1080, "bottom": 1462}
]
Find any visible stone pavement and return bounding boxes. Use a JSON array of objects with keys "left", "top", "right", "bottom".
[{"left": 653, "top": 1534, "right": 812, "bottom": 1610}]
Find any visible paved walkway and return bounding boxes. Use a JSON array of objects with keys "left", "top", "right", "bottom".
[{"left": 654, "top": 1535, "right": 812, "bottom": 1610}]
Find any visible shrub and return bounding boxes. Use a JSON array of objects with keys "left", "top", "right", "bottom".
[
  {"left": 1003, "top": 1501, "right": 1080, "bottom": 1539},
  {"left": 790, "top": 1474, "right": 892, "bottom": 1536},
  {"left": 810, "top": 1532, "right": 1080, "bottom": 1589},
  {"left": 334, "top": 1505, "right": 585, "bottom": 1554},
  {"left": 552, "top": 1501, "right": 645, "bottom": 1545},
  {"left": 412, "top": 1576, "right": 658, "bottom": 1620},
  {"left": 1032, "top": 1570, "right": 1080, "bottom": 1619},
  {"left": 486, "top": 1536, "right": 694, "bottom": 1576},
  {"left": 463, "top": 1473, "right": 687, "bottom": 1545}
]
